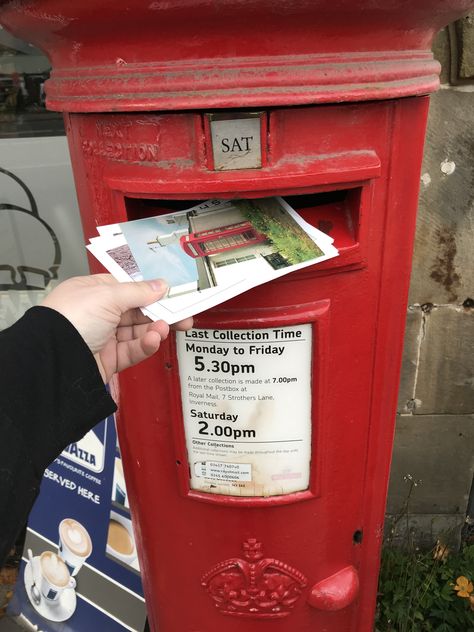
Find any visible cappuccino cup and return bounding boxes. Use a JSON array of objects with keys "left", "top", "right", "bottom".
[
  {"left": 58, "top": 518, "right": 92, "bottom": 576},
  {"left": 107, "top": 518, "right": 136, "bottom": 565},
  {"left": 39, "top": 551, "right": 76, "bottom": 602}
]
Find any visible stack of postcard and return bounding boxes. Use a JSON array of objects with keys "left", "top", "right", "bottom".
[{"left": 87, "top": 197, "right": 339, "bottom": 324}]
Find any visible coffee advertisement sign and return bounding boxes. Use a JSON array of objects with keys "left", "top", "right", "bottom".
[{"left": 8, "top": 415, "right": 147, "bottom": 631}]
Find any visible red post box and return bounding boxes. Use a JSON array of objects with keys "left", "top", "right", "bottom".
[{"left": 2, "top": 2, "right": 473, "bottom": 630}]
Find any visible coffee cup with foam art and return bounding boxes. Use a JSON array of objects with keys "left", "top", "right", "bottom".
[
  {"left": 58, "top": 518, "right": 92, "bottom": 576},
  {"left": 39, "top": 551, "right": 76, "bottom": 602}
]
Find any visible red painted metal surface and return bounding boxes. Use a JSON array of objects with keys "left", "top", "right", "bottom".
[
  {"left": 69, "top": 99, "right": 429, "bottom": 631},
  {"left": 1, "top": 1, "right": 473, "bottom": 112},
  {"left": 2, "top": 2, "right": 474, "bottom": 631},
  {"left": 308, "top": 565, "right": 360, "bottom": 611}
]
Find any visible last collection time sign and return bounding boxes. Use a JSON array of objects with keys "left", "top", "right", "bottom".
[{"left": 176, "top": 324, "right": 313, "bottom": 497}]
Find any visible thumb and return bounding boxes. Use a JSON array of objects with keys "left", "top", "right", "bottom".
[{"left": 113, "top": 279, "right": 168, "bottom": 312}]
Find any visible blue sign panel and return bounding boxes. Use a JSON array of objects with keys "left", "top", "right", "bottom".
[{"left": 9, "top": 416, "right": 147, "bottom": 631}]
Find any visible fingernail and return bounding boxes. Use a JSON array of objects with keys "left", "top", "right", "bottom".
[{"left": 149, "top": 279, "right": 168, "bottom": 292}]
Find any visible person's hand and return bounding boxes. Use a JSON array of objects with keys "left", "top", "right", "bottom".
[{"left": 41, "top": 274, "right": 193, "bottom": 382}]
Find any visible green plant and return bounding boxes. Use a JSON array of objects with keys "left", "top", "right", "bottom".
[
  {"left": 376, "top": 477, "right": 474, "bottom": 631},
  {"left": 376, "top": 543, "right": 474, "bottom": 631}
]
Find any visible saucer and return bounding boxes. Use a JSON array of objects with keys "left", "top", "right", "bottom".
[
  {"left": 106, "top": 543, "right": 137, "bottom": 566},
  {"left": 23, "top": 557, "right": 77, "bottom": 622}
]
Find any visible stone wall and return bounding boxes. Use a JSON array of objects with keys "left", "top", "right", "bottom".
[{"left": 386, "top": 19, "right": 474, "bottom": 547}]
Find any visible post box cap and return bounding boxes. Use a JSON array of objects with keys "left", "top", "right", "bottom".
[{"left": 1, "top": 1, "right": 474, "bottom": 112}]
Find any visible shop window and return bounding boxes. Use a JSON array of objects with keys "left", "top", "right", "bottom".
[{"left": 0, "top": 28, "right": 64, "bottom": 138}]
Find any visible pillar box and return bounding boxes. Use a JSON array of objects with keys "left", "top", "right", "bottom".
[{"left": 1, "top": 2, "right": 473, "bottom": 630}]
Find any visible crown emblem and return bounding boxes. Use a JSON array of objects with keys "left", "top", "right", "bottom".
[{"left": 201, "top": 538, "right": 307, "bottom": 618}]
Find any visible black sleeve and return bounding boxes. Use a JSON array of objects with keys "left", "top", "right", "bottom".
[{"left": 0, "top": 306, "right": 117, "bottom": 565}]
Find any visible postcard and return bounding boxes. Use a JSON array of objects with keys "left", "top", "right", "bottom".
[
  {"left": 96, "top": 198, "right": 335, "bottom": 245},
  {"left": 87, "top": 236, "right": 158, "bottom": 321},
  {"left": 87, "top": 197, "right": 339, "bottom": 324}
]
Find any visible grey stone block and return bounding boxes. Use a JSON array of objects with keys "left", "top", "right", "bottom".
[
  {"left": 397, "top": 307, "right": 423, "bottom": 413},
  {"left": 432, "top": 27, "right": 451, "bottom": 85},
  {"left": 414, "top": 307, "right": 474, "bottom": 414},
  {"left": 384, "top": 513, "right": 464, "bottom": 549},
  {"left": 409, "top": 89, "right": 474, "bottom": 305},
  {"left": 454, "top": 14, "right": 474, "bottom": 80},
  {"left": 386, "top": 414, "right": 474, "bottom": 515}
]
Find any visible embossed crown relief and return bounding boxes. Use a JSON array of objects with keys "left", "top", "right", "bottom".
[{"left": 201, "top": 538, "right": 307, "bottom": 618}]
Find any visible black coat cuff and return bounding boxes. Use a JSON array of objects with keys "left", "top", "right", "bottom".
[{"left": 0, "top": 305, "right": 117, "bottom": 475}]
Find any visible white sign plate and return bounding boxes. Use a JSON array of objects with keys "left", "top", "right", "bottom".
[
  {"left": 176, "top": 325, "right": 312, "bottom": 497},
  {"left": 210, "top": 115, "right": 262, "bottom": 171}
]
